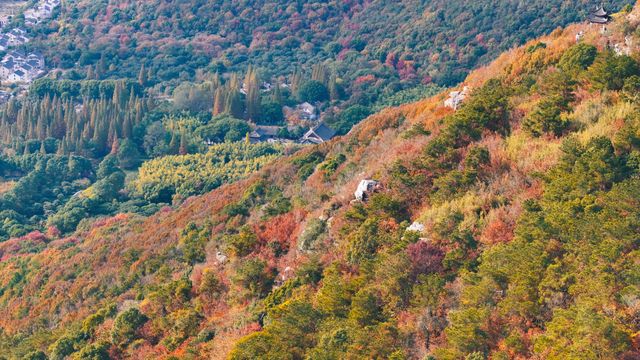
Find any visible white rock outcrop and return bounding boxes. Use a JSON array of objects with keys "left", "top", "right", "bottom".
[
  {"left": 444, "top": 86, "right": 470, "bottom": 110},
  {"left": 354, "top": 179, "right": 379, "bottom": 201},
  {"left": 215, "top": 251, "right": 228, "bottom": 264},
  {"left": 407, "top": 221, "right": 425, "bottom": 233}
]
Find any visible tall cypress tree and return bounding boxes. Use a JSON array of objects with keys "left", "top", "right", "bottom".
[
  {"left": 213, "top": 87, "right": 225, "bottom": 115},
  {"left": 169, "top": 132, "right": 179, "bottom": 155},
  {"left": 179, "top": 131, "right": 188, "bottom": 155},
  {"left": 226, "top": 91, "right": 244, "bottom": 119},
  {"left": 138, "top": 64, "right": 147, "bottom": 86},
  {"left": 245, "top": 69, "right": 261, "bottom": 121}
]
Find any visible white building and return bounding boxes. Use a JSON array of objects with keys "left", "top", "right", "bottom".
[
  {"left": 297, "top": 102, "right": 317, "bottom": 120},
  {"left": 407, "top": 222, "right": 425, "bottom": 233},
  {"left": 5, "top": 28, "right": 29, "bottom": 46}
]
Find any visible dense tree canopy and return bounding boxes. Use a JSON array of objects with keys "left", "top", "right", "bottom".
[{"left": 0, "top": 2, "right": 640, "bottom": 360}]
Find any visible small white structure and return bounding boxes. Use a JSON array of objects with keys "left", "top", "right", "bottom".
[
  {"left": 215, "top": 251, "right": 228, "bottom": 264},
  {"left": 444, "top": 86, "right": 470, "bottom": 110},
  {"left": 281, "top": 266, "right": 294, "bottom": 281},
  {"left": 298, "top": 102, "right": 315, "bottom": 115},
  {"left": 297, "top": 102, "right": 317, "bottom": 120},
  {"left": 4, "top": 28, "right": 29, "bottom": 46},
  {"left": 576, "top": 31, "right": 585, "bottom": 42},
  {"left": 354, "top": 179, "right": 379, "bottom": 201},
  {"left": 274, "top": 266, "right": 295, "bottom": 287},
  {"left": 407, "top": 222, "right": 425, "bottom": 233}
]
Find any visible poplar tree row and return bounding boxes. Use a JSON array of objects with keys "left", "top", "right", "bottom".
[{"left": 0, "top": 81, "right": 154, "bottom": 158}]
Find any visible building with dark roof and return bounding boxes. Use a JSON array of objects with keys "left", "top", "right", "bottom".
[
  {"left": 0, "top": 50, "right": 46, "bottom": 83},
  {"left": 249, "top": 125, "right": 282, "bottom": 143},
  {"left": 589, "top": 3, "right": 610, "bottom": 24},
  {"left": 301, "top": 123, "right": 336, "bottom": 144}
]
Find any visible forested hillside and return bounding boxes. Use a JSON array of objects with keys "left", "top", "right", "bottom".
[
  {"left": 0, "top": 0, "right": 634, "bottom": 243},
  {"left": 26, "top": 0, "right": 634, "bottom": 92},
  {"left": 1, "top": 3, "right": 640, "bottom": 359}
]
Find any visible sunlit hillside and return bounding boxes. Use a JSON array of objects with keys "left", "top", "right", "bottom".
[{"left": 1, "top": 3, "right": 640, "bottom": 360}]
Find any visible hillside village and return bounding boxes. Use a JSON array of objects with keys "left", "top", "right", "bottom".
[
  {"left": 0, "top": 27, "right": 29, "bottom": 50},
  {"left": 0, "top": 0, "right": 58, "bottom": 89},
  {"left": 0, "top": 50, "right": 45, "bottom": 83},
  {"left": 247, "top": 96, "right": 337, "bottom": 144},
  {"left": 0, "top": 0, "right": 26, "bottom": 28},
  {"left": 237, "top": 79, "right": 337, "bottom": 144},
  {"left": 24, "top": 0, "right": 60, "bottom": 26}
]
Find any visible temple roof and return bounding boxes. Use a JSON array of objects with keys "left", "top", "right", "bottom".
[
  {"left": 592, "top": 4, "right": 608, "bottom": 17},
  {"left": 309, "top": 123, "right": 336, "bottom": 141},
  {"left": 589, "top": 3, "right": 610, "bottom": 24},
  {"left": 303, "top": 123, "right": 336, "bottom": 143},
  {"left": 589, "top": 14, "right": 609, "bottom": 24},
  {"left": 250, "top": 125, "right": 281, "bottom": 138}
]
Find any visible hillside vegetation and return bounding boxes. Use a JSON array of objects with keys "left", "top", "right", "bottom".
[
  {"left": 0, "top": 0, "right": 634, "bottom": 244},
  {"left": 28, "top": 0, "right": 634, "bottom": 87},
  {"left": 2, "top": 3, "right": 640, "bottom": 360},
  {"left": 130, "top": 141, "right": 285, "bottom": 202}
]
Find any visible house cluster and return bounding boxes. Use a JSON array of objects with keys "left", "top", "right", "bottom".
[
  {"left": 240, "top": 82, "right": 337, "bottom": 144},
  {"left": 230, "top": 78, "right": 338, "bottom": 145},
  {"left": 0, "top": 50, "right": 45, "bottom": 83},
  {"left": 238, "top": 81, "right": 320, "bottom": 121},
  {"left": 0, "top": 27, "right": 29, "bottom": 50},
  {"left": 24, "top": 0, "right": 60, "bottom": 26}
]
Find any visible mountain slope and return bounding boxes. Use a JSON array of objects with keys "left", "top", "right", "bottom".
[
  {"left": 34, "top": 0, "right": 632, "bottom": 88},
  {"left": 2, "top": 4, "right": 640, "bottom": 360}
]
